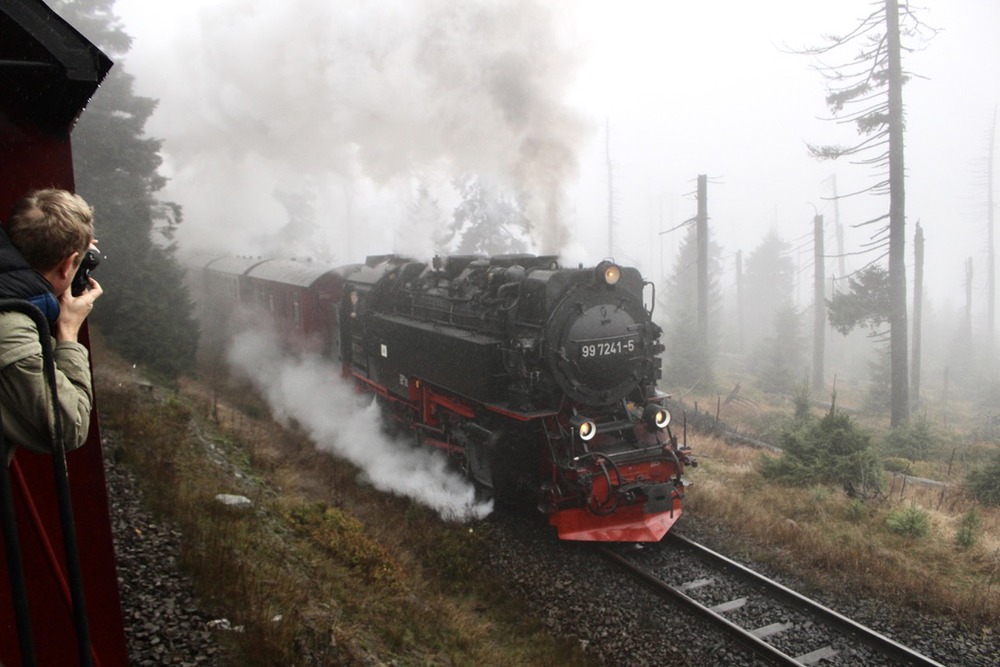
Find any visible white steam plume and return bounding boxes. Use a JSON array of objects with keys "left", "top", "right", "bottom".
[
  {"left": 227, "top": 328, "right": 493, "bottom": 522},
  {"left": 144, "top": 0, "right": 588, "bottom": 258}
]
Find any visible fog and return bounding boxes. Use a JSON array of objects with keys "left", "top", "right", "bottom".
[
  {"left": 115, "top": 0, "right": 999, "bottom": 305},
  {"left": 109, "top": 0, "right": 999, "bottom": 398}
]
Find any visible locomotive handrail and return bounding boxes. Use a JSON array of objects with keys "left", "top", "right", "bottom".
[
  {"left": 566, "top": 443, "right": 667, "bottom": 466},
  {"left": 643, "top": 280, "right": 656, "bottom": 316}
]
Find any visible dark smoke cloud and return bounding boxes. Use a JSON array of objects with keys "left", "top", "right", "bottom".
[{"left": 140, "top": 0, "right": 588, "bottom": 258}]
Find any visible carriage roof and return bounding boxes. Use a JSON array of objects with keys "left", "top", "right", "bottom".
[{"left": 244, "top": 258, "right": 340, "bottom": 288}]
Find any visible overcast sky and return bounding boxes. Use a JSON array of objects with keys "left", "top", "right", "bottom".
[{"left": 112, "top": 0, "right": 999, "bottom": 311}]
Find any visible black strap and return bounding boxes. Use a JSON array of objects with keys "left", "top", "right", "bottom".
[
  {"left": 0, "top": 298, "right": 92, "bottom": 667},
  {"left": 0, "top": 402, "right": 36, "bottom": 665}
]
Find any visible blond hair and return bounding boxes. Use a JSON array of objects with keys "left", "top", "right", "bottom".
[{"left": 7, "top": 189, "right": 94, "bottom": 273}]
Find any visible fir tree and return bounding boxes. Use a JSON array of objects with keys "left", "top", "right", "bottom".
[
  {"left": 444, "top": 175, "right": 532, "bottom": 256},
  {"left": 752, "top": 306, "right": 804, "bottom": 395},
  {"left": 761, "top": 409, "right": 883, "bottom": 498},
  {"left": 743, "top": 229, "right": 795, "bottom": 348},
  {"left": 965, "top": 448, "right": 1000, "bottom": 507},
  {"left": 661, "top": 224, "right": 723, "bottom": 391},
  {"left": 54, "top": 0, "right": 198, "bottom": 379}
]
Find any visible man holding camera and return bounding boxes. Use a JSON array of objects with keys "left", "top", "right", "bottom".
[{"left": 0, "top": 189, "right": 103, "bottom": 464}]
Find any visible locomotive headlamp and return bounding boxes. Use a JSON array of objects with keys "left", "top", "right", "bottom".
[
  {"left": 643, "top": 404, "right": 671, "bottom": 430},
  {"left": 596, "top": 260, "right": 621, "bottom": 286},
  {"left": 570, "top": 414, "right": 598, "bottom": 441}
]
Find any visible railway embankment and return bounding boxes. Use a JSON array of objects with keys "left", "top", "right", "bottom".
[
  {"left": 93, "top": 335, "right": 586, "bottom": 666},
  {"left": 93, "top": 332, "right": 999, "bottom": 664}
]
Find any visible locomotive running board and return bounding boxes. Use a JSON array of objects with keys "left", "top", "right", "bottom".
[{"left": 483, "top": 402, "right": 558, "bottom": 421}]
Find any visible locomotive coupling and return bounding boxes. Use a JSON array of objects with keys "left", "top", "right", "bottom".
[{"left": 641, "top": 482, "right": 677, "bottom": 515}]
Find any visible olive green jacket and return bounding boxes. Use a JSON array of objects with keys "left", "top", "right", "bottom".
[{"left": 0, "top": 311, "right": 93, "bottom": 465}]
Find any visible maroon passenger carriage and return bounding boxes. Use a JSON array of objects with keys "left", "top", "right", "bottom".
[
  {"left": 1, "top": 2, "right": 128, "bottom": 665},
  {"left": 199, "top": 252, "right": 696, "bottom": 542},
  {"left": 199, "top": 255, "right": 349, "bottom": 357}
]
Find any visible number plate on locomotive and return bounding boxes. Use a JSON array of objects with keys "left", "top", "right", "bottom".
[{"left": 578, "top": 336, "right": 637, "bottom": 359}]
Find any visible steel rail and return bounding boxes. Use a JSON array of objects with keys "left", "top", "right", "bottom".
[
  {"left": 597, "top": 533, "right": 946, "bottom": 666},
  {"left": 665, "top": 533, "right": 944, "bottom": 666},
  {"left": 597, "top": 546, "right": 802, "bottom": 666}
]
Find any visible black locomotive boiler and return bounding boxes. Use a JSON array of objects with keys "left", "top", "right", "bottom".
[{"left": 202, "top": 253, "right": 695, "bottom": 541}]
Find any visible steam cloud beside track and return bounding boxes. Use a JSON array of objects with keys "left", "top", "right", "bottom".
[{"left": 227, "top": 329, "right": 493, "bottom": 522}]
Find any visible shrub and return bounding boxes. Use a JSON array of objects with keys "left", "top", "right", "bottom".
[
  {"left": 843, "top": 498, "right": 867, "bottom": 523},
  {"left": 880, "top": 418, "right": 942, "bottom": 461},
  {"left": 793, "top": 380, "right": 813, "bottom": 423},
  {"left": 964, "top": 448, "right": 1000, "bottom": 506},
  {"left": 954, "top": 510, "right": 982, "bottom": 550},
  {"left": 760, "top": 409, "right": 883, "bottom": 497},
  {"left": 286, "top": 501, "right": 401, "bottom": 588},
  {"left": 883, "top": 457, "right": 913, "bottom": 474},
  {"left": 808, "top": 485, "right": 830, "bottom": 504},
  {"left": 885, "top": 507, "right": 930, "bottom": 538}
]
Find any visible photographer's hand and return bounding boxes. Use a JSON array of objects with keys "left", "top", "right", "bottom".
[{"left": 56, "top": 278, "right": 103, "bottom": 342}]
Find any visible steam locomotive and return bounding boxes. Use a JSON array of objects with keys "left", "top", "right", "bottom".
[{"left": 200, "top": 252, "right": 695, "bottom": 541}]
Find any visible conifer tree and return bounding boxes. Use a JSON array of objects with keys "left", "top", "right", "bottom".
[
  {"left": 753, "top": 306, "right": 804, "bottom": 395},
  {"left": 662, "top": 224, "right": 722, "bottom": 391},
  {"left": 743, "top": 229, "right": 795, "bottom": 349},
  {"left": 800, "top": 0, "right": 936, "bottom": 426},
  {"left": 444, "top": 175, "right": 533, "bottom": 255},
  {"left": 54, "top": 0, "right": 198, "bottom": 379}
]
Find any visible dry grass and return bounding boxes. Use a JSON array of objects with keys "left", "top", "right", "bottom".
[
  {"left": 94, "top": 325, "right": 1000, "bottom": 659},
  {"left": 683, "top": 433, "right": 1000, "bottom": 629},
  {"left": 92, "top": 334, "right": 586, "bottom": 666}
]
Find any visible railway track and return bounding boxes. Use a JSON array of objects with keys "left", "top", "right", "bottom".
[{"left": 598, "top": 533, "right": 945, "bottom": 666}]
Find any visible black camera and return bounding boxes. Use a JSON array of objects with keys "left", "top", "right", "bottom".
[{"left": 71, "top": 247, "right": 101, "bottom": 296}]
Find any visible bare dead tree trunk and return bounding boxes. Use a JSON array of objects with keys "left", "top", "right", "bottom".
[
  {"left": 813, "top": 214, "right": 825, "bottom": 391},
  {"left": 736, "top": 249, "right": 744, "bottom": 354},
  {"left": 830, "top": 174, "right": 847, "bottom": 278},
  {"left": 988, "top": 107, "right": 996, "bottom": 351},
  {"left": 696, "top": 174, "right": 708, "bottom": 340},
  {"left": 912, "top": 223, "right": 923, "bottom": 405},
  {"left": 606, "top": 119, "right": 614, "bottom": 257},
  {"left": 966, "top": 257, "right": 974, "bottom": 349},
  {"left": 886, "top": 0, "right": 910, "bottom": 427}
]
